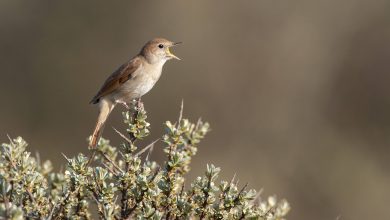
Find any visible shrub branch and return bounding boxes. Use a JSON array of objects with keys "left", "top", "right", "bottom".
[{"left": 0, "top": 103, "right": 290, "bottom": 220}]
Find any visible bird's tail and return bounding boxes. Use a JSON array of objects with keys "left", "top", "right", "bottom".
[{"left": 90, "top": 99, "right": 115, "bottom": 148}]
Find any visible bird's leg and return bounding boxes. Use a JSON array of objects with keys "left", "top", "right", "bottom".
[
  {"left": 116, "top": 100, "right": 131, "bottom": 110},
  {"left": 136, "top": 98, "right": 144, "bottom": 110},
  {"left": 122, "top": 103, "right": 130, "bottom": 110}
]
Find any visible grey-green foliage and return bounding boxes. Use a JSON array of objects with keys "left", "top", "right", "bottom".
[{"left": 0, "top": 104, "right": 290, "bottom": 220}]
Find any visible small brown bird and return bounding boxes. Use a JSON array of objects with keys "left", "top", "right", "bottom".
[{"left": 89, "top": 38, "right": 181, "bottom": 147}]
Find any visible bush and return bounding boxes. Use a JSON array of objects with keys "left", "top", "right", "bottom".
[{"left": 0, "top": 104, "right": 289, "bottom": 219}]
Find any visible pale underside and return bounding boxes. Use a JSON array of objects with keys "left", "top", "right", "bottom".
[
  {"left": 111, "top": 63, "right": 163, "bottom": 103},
  {"left": 91, "top": 56, "right": 166, "bottom": 105}
]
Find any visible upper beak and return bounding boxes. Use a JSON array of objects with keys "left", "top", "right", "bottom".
[{"left": 167, "top": 42, "right": 182, "bottom": 60}]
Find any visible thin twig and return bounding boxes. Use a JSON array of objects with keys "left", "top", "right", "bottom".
[
  {"left": 46, "top": 201, "right": 58, "bottom": 220},
  {"left": 229, "top": 173, "right": 237, "bottom": 186},
  {"left": 99, "top": 151, "right": 124, "bottom": 173},
  {"left": 74, "top": 191, "right": 85, "bottom": 217},
  {"left": 8, "top": 181, "right": 13, "bottom": 203},
  {"left": 61, "top": 153, "right": 71, "bottom": 163},
  {"left": 93, "top": 170, "right": 102, "bottom": 193},
  {"left": 234, "top": 183, "right": 248, "bottom": 203},
  {"left": 6, "top": 135, "right": 17, "bottom": 169},
  {"left": 26, "top": 189, "right": 35, "bottom": 203},
  {"left": 145, "top": 145, "right": 154, "bottom": 162},
  {"left": 178, "top": 99, "right": 184, "bottom": 125},
  {"left": 235, "top": 178, "right": 240, "bottom": 187},
  {"left": 194, "top": 117, "right": 203, "bottom": 134},
  {"left": 86, "top": 150, "right": 97, "bottom": 167},
  {"left": 135, "top": 139, "right": 159, "bottom": 157},
  {"left": 112, "top": 127, "right": 132, "bottom": 144},
  {"left": 102, "top": 163, "right": 119, "bottom": 176},
  {"left": 6, "top": 134, "right": 14, "bottom": 146},
  {"left": 249, "top": 188, "right": 263, "bottom": 206},
  {"left": 2, "top": 183, "right": 9, "bottom": 219},
  {"left": 35, "top": 152, "right": 41, "bottom": 168}
]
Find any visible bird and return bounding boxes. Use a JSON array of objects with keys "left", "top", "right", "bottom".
[{"left": 89, "top": 38, "right": 181, "bottom": 148}]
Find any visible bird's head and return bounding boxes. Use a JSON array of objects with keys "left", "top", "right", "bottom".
[{"left": 140, "top": 38, "right": 181, "bottom": 64}]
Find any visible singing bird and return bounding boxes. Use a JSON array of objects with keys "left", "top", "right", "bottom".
[{"left": 89, "top": 38, "right": 181, "bottom": 147}]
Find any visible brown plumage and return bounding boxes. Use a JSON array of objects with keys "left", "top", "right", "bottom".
[
  {"left": 89, "top": 38, "right": 181, "bottom": 148},
  {"left": 90, "top": 58, "right": 142, "bottom": 104}
]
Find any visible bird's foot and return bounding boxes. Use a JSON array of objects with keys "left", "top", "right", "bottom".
[
  {"left": 135, "top": 98, "right": 144, "bottom": 110},
  {"left": 116, "top": 100, "right": 131, "bottom": 110}
]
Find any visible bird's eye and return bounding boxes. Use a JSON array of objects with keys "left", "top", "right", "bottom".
[{"left": 158, "top": 44, "right": 164, "bottom": 49}]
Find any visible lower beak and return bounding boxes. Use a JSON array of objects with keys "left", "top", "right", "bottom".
[
  {"left": 166, "top": 46, "right": 181, "bottom": 60},
  {"left": 168, "top": 52, "right": 181, "bottom": 60}
]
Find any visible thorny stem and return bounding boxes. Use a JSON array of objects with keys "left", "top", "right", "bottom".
[
  {"left": 9, "top": 181, "right": 13, "bottom": 203},
  {"left": 74, "top": 191, "right": 85, "bottom": 218},
  {"left": 99, "top": 151, "right": 124, "bottom": 173},
  {"left": 91, "top": 187, "right": 104, "bottom": 219},
  {"left": 86, "top": 150, "right": 97, "bottom": 167},
  {"left": 235, "top": 184, "right": 250, "bottom": 220},
  {"left": 234, "top": 183, "right": 248, "bottom": 205},
  {"left": 120, "top": 170, "right": 130, "bottom": 216},
  {"left": 102, "top": 163, "right": 119, "bottom": 176},
  {"left": 164, "top": 108, "right": 187, "bottom": 220},
  {"left": 120, "top": 179, "right": 129, "bottom": 219},
  {"left": 0, "top": 105, "right": 289, "bottom": 219},
  {"left": 121, "top": 101, "right": 139, "bottom": 219},
  {"left": 164, "top": 147, "right": 176, "bottom": 220}
]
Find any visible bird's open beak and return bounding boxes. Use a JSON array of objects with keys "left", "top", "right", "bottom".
[{"left": 166, "top": 42, "right": 182, "bottom": 60}]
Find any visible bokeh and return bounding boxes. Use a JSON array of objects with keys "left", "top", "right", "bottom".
[{"left": 1, "top": 1, "right": 390, "bottom": 219}]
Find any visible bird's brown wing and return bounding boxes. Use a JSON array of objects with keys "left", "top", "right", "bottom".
[{"left": 90, "top": 56, "right": 142, "bottom": 104}]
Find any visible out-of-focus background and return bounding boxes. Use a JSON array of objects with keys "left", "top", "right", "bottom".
[{"left": 1, "top": 0, "right": 389, "bottom": 219}]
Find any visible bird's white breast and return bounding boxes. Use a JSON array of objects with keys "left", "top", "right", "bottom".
[{"left": 114, "top": 60, "right": 165, "bottom": 103}]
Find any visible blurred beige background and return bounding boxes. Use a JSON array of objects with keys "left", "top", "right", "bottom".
[{"left": 1, "top": 0, "right": 390, "bottom": 219}]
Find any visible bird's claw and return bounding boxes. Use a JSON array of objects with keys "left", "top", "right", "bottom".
[{"left": 117, "top": 101, "right": 131, "bottom": 110}]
